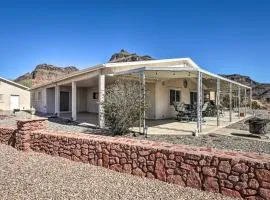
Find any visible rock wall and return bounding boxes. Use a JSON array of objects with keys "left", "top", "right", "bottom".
[
  {"left": 0, "top": 118, "right": 269, "bottom": 200},
  {"left": 0, "top": 126, "right": 16, "bottom": 146}
]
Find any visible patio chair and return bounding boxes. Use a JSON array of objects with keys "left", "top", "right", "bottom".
[
  {"left": 179, "top": 104, "right": 194, "bottom": 121},
  {"left": 173, "top": 102, "right": 184, "bottom": 120},
  {"left": 218, "top": 104, "right": 225, "bottom": 117},
  {"left": 188, "top": 102, "right": 209, "bottom": 121},
  {"left": 202, "top": 102, "right": 209, "bottom": 117}
]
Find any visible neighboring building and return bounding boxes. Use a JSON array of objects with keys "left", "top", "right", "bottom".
[
  {"left": 0, "top": 76, "right": 30, "bottom": 111},
  {"left": 31, "top": 58, "right": 251, "bottom": 132}
]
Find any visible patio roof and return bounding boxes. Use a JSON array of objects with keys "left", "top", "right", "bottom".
[
  {"left": 112, "top": 66, "right": 251, "bottom": 89},
  {"left": 31, "top": 57, "right": 251, "bottom": 90}
]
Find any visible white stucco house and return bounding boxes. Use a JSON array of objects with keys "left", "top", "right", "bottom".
[
  {"left": 31, "top": 58, "right": 251, "bottom": 133},
  {"left": 0, "top": 76, "right": 30, "bottom": 111}
]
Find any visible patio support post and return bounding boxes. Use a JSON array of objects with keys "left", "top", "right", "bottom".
[
  {"left": 98, "top": 74, "right": 105, "bottom": 128},
  {"left": 216, "top": 79, "right": 220, "bottom": 126},
  {"left": 229, "top": 83, "right": 232, "bottom": 122},
  {"left": 197, "top": 71, "right": 202, "bottom": 134},
  {"left": 139, "top": 73, "right": 142, "bottom": 134},
  {"left": 55, "top": 85, "right": 60, "bottom": 116},
  {"left": 141, "top": 71, "right": 146, "bottom": 135},
  {"left": 244, "top": 88, "right": 247, "bottom": 116},
  {"left": 238, "top": 86, "right": 241, "bottom": 118},
  {"left": 250, "top": 87, "right": 253, "bottom": 109},
  {"left": 72, "top": 81, "right": 77, "bottom": 121}
]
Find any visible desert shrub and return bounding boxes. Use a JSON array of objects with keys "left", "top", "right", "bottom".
[
  {"left": 102, "top": 80, "right": 148, "bottom": 135},
  {"left": 252, "top": 101, "right": 261, "bottom": 109}
]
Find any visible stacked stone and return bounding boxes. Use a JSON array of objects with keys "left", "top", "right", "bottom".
[
  {"left": 0, "top": 118, "right": 269, "bottom": 200},
  {"left": 16, "top": 118, "right": 47, "bottom": 151},
  {"left": 0, "top": 126, "right": 16, "bottom": 145},
  {"left": 26, "top": 131, "right": 270, "bottom": 200}
]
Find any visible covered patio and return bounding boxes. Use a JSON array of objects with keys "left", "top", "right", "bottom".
[
  {"left": 110, "top": 63, "right": 252, "bottom": 136},
  {"left": 32, "top": 58, "right": 252, "bottom": 136}
]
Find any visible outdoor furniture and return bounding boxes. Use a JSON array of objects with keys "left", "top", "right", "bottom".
[
  {"left": 218, "top": 104, "right": 225, "bottom": 117},
  {"left": 173, "top": 102, "right": 184, "bottom": 120},
  {"left": 173, "top": 102, "right": 193, "bottom": 121}
]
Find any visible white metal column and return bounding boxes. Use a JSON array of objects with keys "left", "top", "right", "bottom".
[
  {"left": 250, "top": 88, "right": 253, "bottom": 109},
  {"left": 197, "top": 71, "right": 202, "bottom": 134},
  {"left": 139, "top": 73, "right": 142, "bottom": 134},
  {"left": 72, "top": 81, "right": 77, "bottom": 121},
  {"left": 55, "top": 85, "right": 60, "bottom": 116},
  {"left": 141, "top": 71, "right": 146, "bottom": 135},
  {"left": 98, "top": 74, "right": 105, "bottom": 128},
  {"left": 238, "top": 86, "right": 241, "bottom": 118},
  {"left": 216, "top": 79, "right": 220, "bottom": 126},
  {"left": 229, "top": 83, "right": 232, "bottom": 122},
  {"left": 244, "top": 88, "right": 247, "bottom": 116}
]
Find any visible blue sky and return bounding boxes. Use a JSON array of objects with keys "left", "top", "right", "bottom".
[{"left": 0, "top": 0, "right": 269, "bottom": 82}]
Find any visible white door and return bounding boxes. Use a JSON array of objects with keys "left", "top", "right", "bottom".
[{"left": 10, "top": 95, "right": 19, "bottom": 110}]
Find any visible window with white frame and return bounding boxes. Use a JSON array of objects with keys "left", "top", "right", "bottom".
[{"left": 170, "top": 90, "right": 181, "bottom": 105}]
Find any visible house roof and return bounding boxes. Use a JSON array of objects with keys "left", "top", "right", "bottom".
[
  {"left": 0, "top": 76, "right": 30, "bottom": 90},
  {"left": 31, "top": 58, "right": 251, "bottom": 90}
]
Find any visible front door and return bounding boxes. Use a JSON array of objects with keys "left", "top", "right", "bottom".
[
  {"left": 10, "top": 95, "right": 19, "bottom": 110},
  {"left": 60, "top": 92, "right": 70, "bottom": 111}
]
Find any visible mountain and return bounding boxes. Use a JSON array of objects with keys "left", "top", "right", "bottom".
[
  {"left": 109, "top": 49, "right": 154, "bottom": 63},
  {"left": 14, "top": 64, "right": 79, "bottom": 88},
  {"left": 221, "top": 74, "right": 270, "bottom": 107}
]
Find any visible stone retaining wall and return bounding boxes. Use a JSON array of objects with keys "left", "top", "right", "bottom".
[
  {"left": 0, "top": 118, "right": 269, "bottom": 200},
  {"left": 0, "top": 126, "right": 16, "bottom": 146}
]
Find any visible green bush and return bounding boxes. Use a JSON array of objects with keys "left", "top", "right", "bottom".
[{"left": 102, "top": 80, "right": 148, "bottom": 135}]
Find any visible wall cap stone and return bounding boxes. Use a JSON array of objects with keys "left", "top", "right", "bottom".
[{"left": 16, "top": 117, "right": 48, "bottom": 123}]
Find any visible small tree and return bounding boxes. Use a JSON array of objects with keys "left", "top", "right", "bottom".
[{"left": 102, "top": 80, "right": 148, "bottom": 135}]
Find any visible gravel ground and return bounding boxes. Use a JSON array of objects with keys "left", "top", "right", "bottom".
[
  {"left": 0, "top": 144, "right": 235, "bottom": 200},
  {"left": 0, "top": 111, "right": 94, "bottom": 133},
  {"left": 128, "top": 133, "right": 270, "bottom": 154}
]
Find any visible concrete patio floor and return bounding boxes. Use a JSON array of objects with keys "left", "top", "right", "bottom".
[{"left": 60, "top": 111, "right": 250, "bottom": 136}]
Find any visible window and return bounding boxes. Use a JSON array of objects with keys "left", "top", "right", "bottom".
[
  {"left": 93, "top": 92, "right": 99, "bottom": 100},
  {"left": 170, "top": 90, "right": 180, "bottom": 105},
  {"left": 0, "top": 94, "right": 3, "bottom": 102}
]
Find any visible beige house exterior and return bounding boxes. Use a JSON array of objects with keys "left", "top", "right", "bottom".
[
  {"left": 31, "top": 58, "right": 251, "bottom": 133},
  {"left": 0, "top": 77, "right": 30, "bottom": 111}
]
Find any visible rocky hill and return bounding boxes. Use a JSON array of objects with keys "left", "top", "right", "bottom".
[
  {"left": 15, "top": 64, "right": 79, "bottom": 87},
  {"left": 109, "top": 49, "right": 153, "bottom": 63}
]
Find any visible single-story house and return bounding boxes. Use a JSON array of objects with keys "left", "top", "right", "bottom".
[
  {"left": 31, "top": 58, "right": 251, "bottom": 133},
  {"left": 0, "top": 76, "right": 30, "bottom": 111}
]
